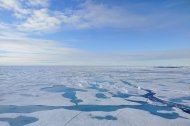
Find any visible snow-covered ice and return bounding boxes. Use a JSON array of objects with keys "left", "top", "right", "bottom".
[{"left": 0, "top": 66, "right": 190, "bottom": 126}]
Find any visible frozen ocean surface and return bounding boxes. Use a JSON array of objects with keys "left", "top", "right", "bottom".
[{"left": 0, "top": 66, "right": 190, "bottom": 126}]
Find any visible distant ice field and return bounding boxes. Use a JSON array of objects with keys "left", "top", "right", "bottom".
[{"left": 0, "top": 66, "right": 190, "bottom": 126}]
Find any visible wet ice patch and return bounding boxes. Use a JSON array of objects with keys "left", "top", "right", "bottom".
[
  {"left": 0, "top": 105, "right": 61, "bottom": 114},
  {"left": 95, "top": 93, "right": 107, "bottom": 99},
  {"left": 90, "top": 114, "right": 117, "bottom": 120},
  {"left": 41, "top": 85, "right": 86, "bottom": 105},
  {"left": 0, "top": 116, "right": 38, "bottom": 126},
  {"left": 62, "top": 92, "right": 83, "bottom": 105},
  {"left": 62, "top": 104, "right": 128, "bottom": 112},
  {"left": 170, "top": 96, "right": 190, "bottom": 103},
  {"left": 112, "top": 91, "right": 131, "bottom": 98},
  {"left": 126, "top": 99, "right": 185, "bottom": 119}
]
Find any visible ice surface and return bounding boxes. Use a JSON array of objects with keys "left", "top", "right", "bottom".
[{"left": 0, "top": 66, "right": 190, "bottom": 126}]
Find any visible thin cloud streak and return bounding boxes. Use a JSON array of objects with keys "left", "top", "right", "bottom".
[{"left": 0, "top": 38, "right": 190, "bottom": 66}]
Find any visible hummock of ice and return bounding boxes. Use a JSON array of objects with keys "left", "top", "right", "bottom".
[{"left": 0, "top": 66, "right": 190, "bottom": 126}]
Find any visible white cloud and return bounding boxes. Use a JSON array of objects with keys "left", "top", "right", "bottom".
[
  {"left": 0, "top": 0, "right": 21, "bottom": 10},
  {"left": 0, "top": 22, "right": 28, "bottom": 39},
  {"left": 0, "top": 0, "right": 61, "bottom": 32},
  {"left": 26, "top": 0, "right": 50, "bottom": 7},
  {"left": 0, "top": 0, "right": 61, "bottom": 33},
  {"left": 0, "top": 23, "right": 10, "bottom": 30},
  {"left": 0, "top": 0, "right": 149, "bottom": 32},
  {"left": 17, "top": 9, "right": 62, "bottom": 32},
  {"left": 0, "top": 0, "right": 30, "bottom": 18},
  {"left": 61, "top": 1, "right": 147, "bottom": 29}
]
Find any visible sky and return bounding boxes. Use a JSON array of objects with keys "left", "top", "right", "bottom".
[{"left": 0, "top": 0, "right": 190, "bottom": 66}]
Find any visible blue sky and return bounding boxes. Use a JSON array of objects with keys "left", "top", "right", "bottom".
[{"left": 0, "top": 0, "right": 190, "bottom": 66}]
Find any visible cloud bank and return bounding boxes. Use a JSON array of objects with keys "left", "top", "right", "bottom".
[
  {"left": 0, "top": 38, "right": 190, "bottom": 66},
  {"left": 0, "top": 0, "right": 189, "bottom": 33}
]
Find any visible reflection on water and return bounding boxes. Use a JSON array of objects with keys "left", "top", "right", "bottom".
[{"left": 0, "top": 105, "right": 61, "bottom": 114}]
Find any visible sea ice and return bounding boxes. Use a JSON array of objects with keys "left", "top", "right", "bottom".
[{"left": 0, "top": 66, "right": 189, "bottom": 126}]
